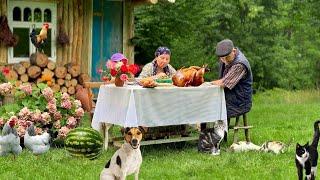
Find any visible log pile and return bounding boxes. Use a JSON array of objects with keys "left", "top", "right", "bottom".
[{"left": 0, "top": 52, "right": 91, "bottom": 95}]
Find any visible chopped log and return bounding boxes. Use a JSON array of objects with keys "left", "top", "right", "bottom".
[
  {"left": 57, "top": 78, "right": 65, "bottom": 86},
  {"left": 65, "top": 63, "right": 81, "bottom": 77},
  {"left": 78, "top": 73, "right": 91, "bottom": 85},
  {"left": 30, "top": 52, "right": 49, "bottom": 68},
  {"left": 20, "top": 61, "right": 31, "bottom": 69},
  {"left": 67, "top": 86, "right": 75, "bottom": 95},
  {"left": 47, "top": 60, "right": 56, "bottom": 70},
  {"left": 51, "top": 83, "right": 61, "bottom": 93},
  {"left": 27, "top": 65, "right": 42, "bottom": 79},
  {"left": 54, "top": 66, "right": 67, "bottom": 79},
  {"left": 65, "top": 73, "right": 72, "bottom": 80},
  {"left": 61, "top": 86, "right": 68, "bottom": 93},
  {"left": 70, "top": 78, "right": 78, "bottom": 87},
  {"left": 42, "top": 68, "right": 54, "bottom": 77},
  {"left": 65, "top": 80, "right": 71, "bottom": 87},
  {"left": 5, "top": 69, "right": 18, "bottom": 81},
  {"left": 20, "top": 74, "right": 29, "bottom": 83},
  {"left": 13, "top": 63, "right": 26, "bottom": 75}
]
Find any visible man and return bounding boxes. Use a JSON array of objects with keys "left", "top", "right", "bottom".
[{"left": 212, "top": 39, "right": 253, "bottom": 124}]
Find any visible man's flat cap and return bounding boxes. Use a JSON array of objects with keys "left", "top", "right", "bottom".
[{"left": 215, "top": 39, "right": 234, "bottom": 57}]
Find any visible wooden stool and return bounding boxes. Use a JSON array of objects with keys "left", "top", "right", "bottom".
[{"left": 228, "top": 113, "right": 253, "bottom": 143}]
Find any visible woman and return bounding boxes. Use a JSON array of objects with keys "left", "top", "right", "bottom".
[{"left": 138, "top": 47, "right": 176, "bottom": 78}]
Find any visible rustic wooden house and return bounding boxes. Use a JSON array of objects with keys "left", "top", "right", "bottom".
[{"left": 0, "top": 0, "right": 174, "bottom": 81}]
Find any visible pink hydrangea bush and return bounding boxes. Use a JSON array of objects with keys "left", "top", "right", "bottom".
[{"left": 0, "top": 83, "right": 85, "bottom": 141}]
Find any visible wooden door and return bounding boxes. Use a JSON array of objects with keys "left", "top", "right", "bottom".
[{"left": 92, "top": 0, "right": 123, "bottom": 81}]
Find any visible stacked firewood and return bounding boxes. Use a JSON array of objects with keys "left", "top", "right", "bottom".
[{"left": 0, "top": 52, "right": 91, "bottom": 95}]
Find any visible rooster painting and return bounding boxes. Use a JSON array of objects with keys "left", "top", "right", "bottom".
[
  {"left": 24, "top": 124, "right": 50, "bottom": 155},
  {"left": 29, "top": 23, "right": 49, "bottom": 52},
  {"left": 0, "top": 120, "right": 22, "bottom": 159}
]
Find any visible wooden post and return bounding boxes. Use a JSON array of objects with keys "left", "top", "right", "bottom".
[
  {"left": 77, "top": 0, "right": 83, "bottom": 66},
  {"left": 72, "top": 0, "right": 78, "bottom": 64},
  {"left": 62, "top": 0, "right": 69, "bottom": 66},
  {"left": 56, "top": 0, "right": 63, "bottom": 62},
  {"left": 123, "top": 1, "right": 135, "bottom": 64},
  {"left": 243, "top": 114, "right": 251, "bottom": 142},
  {"left": 68, "top": 0, "right": 73, "bottom": 64},
  {"left": 233, "top": 116, "right": 240, "bottom": 143}
]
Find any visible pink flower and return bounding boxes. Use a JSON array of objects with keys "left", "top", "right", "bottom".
[
  {"left": 9, "top": 115, "right": 18, "bottom": 123},
  {"left": 47, "top": 103, "right": 57, "bottom": 114},
  {"left": 17, "top": 126, "right": 26, "bottom": 137},
  {"left": 32, "top": 109, "right": 42, "bottom": 122},
  {"left": 48, "top": 98, "right": 56, "bottom": 105},
  {"left": 18, "top": 107, "right": 31, "bottom": 120},
  {"left": 0, "top": 118, "right": 4, "bottom": 128},
  {"left": 61, "top": 100, "right": 72, "bottom": 109},
  {"left": 53, "top": 112, "right": 62, "bottom": 121},
  {"left": 0, "top": 82, "right": 13, "bottom": 95},
  {"left": 53, "top": 120, "right": 61, "bottom": 129},
  {"left": 67, "top": 116, "right": 77, "bottom": 129},
  {"left": 62, "top": 93, "right": 70, "bottom": 101},
  {"left": 35, "top": 127, "right": 43, "bottom": 135},
  {"left": 120, "top": 74, "right": 128, "bottom": 81},
  {"left": 42, "top": 87, "right": 54, "bottom": 101},
  {"left": 41, "top": 112, "right": 51, "bottom": 125},
  {"left": 97, "top": 68, "right": 103, "bottom": 74},
  {"left": 19, "top": 83, "right": 32, "bottom": 95},
  {"left": 106, "top": 60, "right": 116, "bottom": 69},
  {"left": 58, "top": 126, "right": 70, "bottom": 139},
  {"left": 74, "top": 100, "right": 82, "bottom": 108},
  {"left": 75, "top": 108, "right": 84, "bottom": 117},
  {"left": 17, "top": 119, "right": 27, "bottom": 128}
]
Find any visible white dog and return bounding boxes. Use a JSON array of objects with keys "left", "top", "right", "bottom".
[{"left": 100, "top": 127, "right": 144, "bottom": 180}]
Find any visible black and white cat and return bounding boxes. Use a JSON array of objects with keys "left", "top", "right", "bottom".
[
  {"left": 198, "top": 120, "right": 227, "bottom": 155},
  {"left": 295, "top": 120, "right": 320, "bottom": 180}
]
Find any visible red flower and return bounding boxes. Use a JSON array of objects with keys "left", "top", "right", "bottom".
[
  {"left": 2, "top": 67, "right": 10, "bottom": 75},
  {"left": 110, "top": 68, "right": 117, "bottom": 76},
  {"left": 128, "top": 64, "right": 140, "bottom": 75},
  {"left": 121, "top": 59, "right": 128, "bottom": 65},
  {"left": 120, "top": 65, "right": 128, "bottom": 73}
]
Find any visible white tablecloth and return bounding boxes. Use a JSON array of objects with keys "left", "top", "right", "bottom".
[{"left": 91, "top": 84, "right": 227, "bottom": 130}]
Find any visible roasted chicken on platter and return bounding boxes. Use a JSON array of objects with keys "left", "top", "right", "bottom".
[{"left": 172, "top": 65, "right": 208, "bottom": 87}]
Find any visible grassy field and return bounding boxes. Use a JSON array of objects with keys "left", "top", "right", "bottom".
[{"left": 1, "top": 89, "right": 320, "bottom": 180}]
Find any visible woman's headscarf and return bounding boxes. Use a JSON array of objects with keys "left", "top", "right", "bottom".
[
  {"left": 154, "top": 46, "right": 171, "bottom": 57},
  {"left": 152, "top": 46, "right": 171, "bottom": 76}
]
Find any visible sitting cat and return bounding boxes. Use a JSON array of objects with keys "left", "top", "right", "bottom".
[
  {"left": 198, "top": 120, "right": 227, "bottom": 155},
  {"left": 295, "top": 120, "right": 320, "bottom": 180}
]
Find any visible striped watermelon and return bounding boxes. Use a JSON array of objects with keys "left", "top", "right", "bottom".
[{"left": 65, "top": 127, "right": 103, "bottom": 160}]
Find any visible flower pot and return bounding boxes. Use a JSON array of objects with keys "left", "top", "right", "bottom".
[{"left": 114, "top": 77, "right": 125, "bottom": 87}]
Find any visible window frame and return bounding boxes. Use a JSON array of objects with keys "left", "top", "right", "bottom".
[{"left": 7, "top": 1, "right": 57, "bottom": 64}]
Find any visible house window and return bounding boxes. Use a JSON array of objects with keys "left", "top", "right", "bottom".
[{"left": 8, "top": 1, "right": 57, "bottom": 64}]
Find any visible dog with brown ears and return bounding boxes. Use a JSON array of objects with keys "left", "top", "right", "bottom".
[{"left": 100, "top": 127, "right": 145, "bottom": 180}]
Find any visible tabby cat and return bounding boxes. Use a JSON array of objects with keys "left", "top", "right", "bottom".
[
  {"left": 198, "top": 120, "right": 227, "bottom": 155},
  {"left": 295, "top": 120, "right": 320, "bottom": 180}
]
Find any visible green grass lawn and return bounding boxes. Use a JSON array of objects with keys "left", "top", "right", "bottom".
[{"left": 1, "top": 89, "right": 320, "bottom": 180}]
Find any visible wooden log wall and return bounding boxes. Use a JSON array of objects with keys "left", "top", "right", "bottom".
[
  {"left": 57, "top": 0, "right": 92, "bottom": 74},
  {"left": 0, "top": 0, "right": 8, "bottom": 64}
]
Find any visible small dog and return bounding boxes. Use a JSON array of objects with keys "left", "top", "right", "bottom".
[{"left": 100, "top": 127, "right": 144, "bottom": 180}]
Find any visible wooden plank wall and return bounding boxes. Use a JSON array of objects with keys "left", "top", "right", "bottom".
[
  {"left": 0, "top": 0, "right": 8, "bottom": 64},
  {"left": 57, "top": 0, "right": 92, "bottom": 74}
]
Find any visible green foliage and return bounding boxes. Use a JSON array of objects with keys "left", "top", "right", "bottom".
[{"left": 134, "top": 0, "right": 320, "bottom": 90}]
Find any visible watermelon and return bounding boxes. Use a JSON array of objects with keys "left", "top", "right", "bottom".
[{"left": 65, "top": 127, "right": 103, "bottom": 160}]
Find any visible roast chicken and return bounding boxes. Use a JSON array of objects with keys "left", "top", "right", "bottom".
[{"left": 172, "top": 65, "right": 207, "bottom": 87}]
